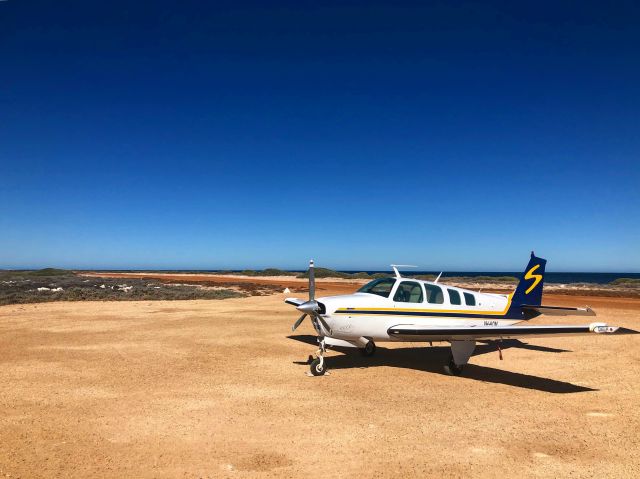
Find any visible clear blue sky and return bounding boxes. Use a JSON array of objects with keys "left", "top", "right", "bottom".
[{"left": 1, "top": 1, "right": 639, "bottom": 271}]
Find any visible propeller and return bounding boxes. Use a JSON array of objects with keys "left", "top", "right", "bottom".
[
  {"left": 292, "top": 313, "right": 306, "bottom": 331},
  {"left": 290, "top": 260, "right": 332, "bottom": 335}
]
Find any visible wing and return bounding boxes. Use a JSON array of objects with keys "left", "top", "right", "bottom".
[
  {"left": 388, "top": 323, "right": 637, "bottom": 341},
  {"left": 285, "top": 298, "right": 305, "bottom": 307}
]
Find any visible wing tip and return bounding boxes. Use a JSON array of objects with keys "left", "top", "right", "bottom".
[
  {"left": 614, "top": 327, "right": 640, "bottom": 335},
  {"left": 590, "top": 323, "right": 639, "bottom": 334}
]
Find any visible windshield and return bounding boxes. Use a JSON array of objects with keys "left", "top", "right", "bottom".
[{"left": 357, "top": 278, "right": 396, "bottom": 298}]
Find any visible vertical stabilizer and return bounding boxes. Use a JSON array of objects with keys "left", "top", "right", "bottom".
[{"left": 512, "top": 252, "right": 547, "bottom": 308}]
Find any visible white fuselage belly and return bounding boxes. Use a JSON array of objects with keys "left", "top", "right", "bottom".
[{"left": 326, "top": 313, "right": 520, "bottom": 341}]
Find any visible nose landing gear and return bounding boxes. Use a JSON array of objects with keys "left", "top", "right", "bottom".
[
  {"left": 310, "top": 357, "right": 326, "bottom": 376},
  {"left": 309, "top": 338, "right": 327, "bottom": 376}
]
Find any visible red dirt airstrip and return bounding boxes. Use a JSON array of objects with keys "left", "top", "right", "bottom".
[{"left": 1, "top": 276, "right": 639, "bottom": 478}]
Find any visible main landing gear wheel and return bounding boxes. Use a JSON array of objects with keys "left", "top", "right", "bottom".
[
  {"left": 361, "top": 340, "right": 376, "bottom": 357},
  {"left": 444, "top": 354, "right": 464, "bottom": 376},
  {"left": 310, "top": 358, "right": 326, "bottom": 376}
]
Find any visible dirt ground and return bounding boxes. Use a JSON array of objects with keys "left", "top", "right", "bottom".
[{"left": 1, "top": 283, "right": 639, "bottom": 478}]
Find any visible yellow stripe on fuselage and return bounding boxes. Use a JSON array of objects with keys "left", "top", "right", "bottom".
[{"left": 334, "top": 293, "right": 513, "bottom": 316}]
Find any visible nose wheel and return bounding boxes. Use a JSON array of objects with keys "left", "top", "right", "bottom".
[
  {"left": 309, "top": 338, "right": 327, "bottom": 376},
  {"left": 310, "top": 357, "right": 326, "bottom": 376}
]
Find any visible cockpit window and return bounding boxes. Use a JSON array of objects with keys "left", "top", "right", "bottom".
[
  {"left": 357, "top": 278, "right": 396, "bottom": 298},
  {"left": 393, "top": 281, "right": 424, "bottom": 303}
]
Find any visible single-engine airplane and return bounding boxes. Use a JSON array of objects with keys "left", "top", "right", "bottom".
[{"left": 286, "top": 253, "right": 636, "bottom": 376}]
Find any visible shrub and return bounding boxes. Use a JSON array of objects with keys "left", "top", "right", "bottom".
[
  {"left": 0, "top": 270, "right": 245, "bottom": 306},
  {"left": 610, "top": 278, "right": 640, "bottom": 286}
]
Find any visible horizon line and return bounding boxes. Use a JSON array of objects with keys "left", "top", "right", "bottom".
[{"left": 2, "top": 266, "right": 639, "bottom": 274}]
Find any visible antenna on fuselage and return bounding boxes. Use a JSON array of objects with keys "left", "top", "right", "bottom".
[
  {"left": 390, "top": 264, "right": 417, "bottom": 279},
  {"left": 434, "top": 272, "right": 443, "bottom": 283}
]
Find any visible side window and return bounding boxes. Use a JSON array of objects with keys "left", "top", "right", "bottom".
[
  {"left": 448, "top": 289, "right": 461, "bottom": 305},
  {"left": 393, "top": 281, "right": 423, "bottom": 303},
  {"left": 463, "top": 292, "right": 476, "bottom": 306},
  {"left": 424, "top": 284, "right": 444, "bottom": 304}
]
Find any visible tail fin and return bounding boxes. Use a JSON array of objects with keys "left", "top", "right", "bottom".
[{"left": 512, "top": 252, "right": 547, "bottom": 308}]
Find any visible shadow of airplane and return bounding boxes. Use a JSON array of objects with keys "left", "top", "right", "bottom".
[
  {"left": 287, "top": 334, "right": 594, "bottom": 394},
  {"left": 476, "top": 339, "right": 572, "bottom": 354}
]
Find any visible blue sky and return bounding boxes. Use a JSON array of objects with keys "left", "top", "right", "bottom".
[{"left": 1, "top": 1, "right": 639, "bottom": 271}]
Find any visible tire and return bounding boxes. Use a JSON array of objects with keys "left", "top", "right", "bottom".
[
  {"left": 361, "top": 340, "right": 376, "bottom": 357},
  {"left": 310, "top": 358, "right": 326, "bottom": 376},
  {"left": 444, "top": 354, "right": 464, "bottom": 376}
]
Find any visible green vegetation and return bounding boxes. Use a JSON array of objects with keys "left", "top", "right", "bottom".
[
  {"left": 216, "top": 267, "right": 387, "bottom": 279},
  {"left": 30, "top": 268, "right": 72, "bottom": 276},
  {"left": 217, "top": 267, "right": 519, "bottom": 282},
  {"left": 0, "top": 268, "right": 74, "bottom": 277},
  {"left": 610, "top": 278, "right": 640, "bottom": 286},
  {"left": 409, "top": 274, "right": 438, "bottom": 281},
  {"left": 241, "top": 268, "right": 296, "bottom": 276},
  {"left": 408, "top": 274, "right": 518, "bottom": 283},
  {"left": 297, "top": 267, "right": 350, "bottom": 279},
  {"left": 0, "top": 270, "right": 244, "bottom": 306},
  {"left": 349, "top": 272, "right": 389, "bottom": 279},
  {"left": 474, "top": 275, "right": 519, "bottom": 282},
  {"left": 213, "top": 268, "right": 296, "bottom": 276},
  {"left": 296, "top": 268, "right": 388, "bottom": 279}
]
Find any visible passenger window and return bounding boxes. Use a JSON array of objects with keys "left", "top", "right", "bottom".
[
  {"left": 424, "top": 284, "right": 444, "bottom": 304},
  {"left": 448, "top": 289, "right": 461, "bottom": 305},
  {"left": 463, "top": 292, "right": 476, "bottom": 306},
  {"left": 393, "top": 281, "right": 423, "bottom": 303}
]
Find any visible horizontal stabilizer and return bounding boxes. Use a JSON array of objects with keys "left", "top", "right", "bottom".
[{"left": 521, "top": 305, "right": 596, "bottom": 316}]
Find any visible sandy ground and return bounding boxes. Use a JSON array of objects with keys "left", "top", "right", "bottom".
[{"left": 1, "top": 284, "right": 639, "bottom": 478}]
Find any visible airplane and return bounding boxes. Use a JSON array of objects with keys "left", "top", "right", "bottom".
[{"left": 285, "top": 253, "right": 636, "bottom": 376}]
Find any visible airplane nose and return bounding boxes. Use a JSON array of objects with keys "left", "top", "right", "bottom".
[
  {"left": 295, "top": 301, "right": 332, "bottom": 335},
  {"left": 296, "top": 300, "right": 319, "bottom": 314}
]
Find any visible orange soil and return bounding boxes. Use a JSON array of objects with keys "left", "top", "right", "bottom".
[{"left": 1, "top": 289, "right": 639, "bottom": 477}]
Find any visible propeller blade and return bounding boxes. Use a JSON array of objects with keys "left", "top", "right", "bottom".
[
  {"left": 317, "top": 315, "right": 332, "bottom": 336},
  {"left": 308, "top": 259, "right": 315, "bottom": 301},
  {"left": 292, "top": 313, "right": 307, "bottom": 331}
]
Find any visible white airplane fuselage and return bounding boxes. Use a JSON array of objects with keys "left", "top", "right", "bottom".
[{"left": 316, "top": 282, "right": 520, "bottom": 343}]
